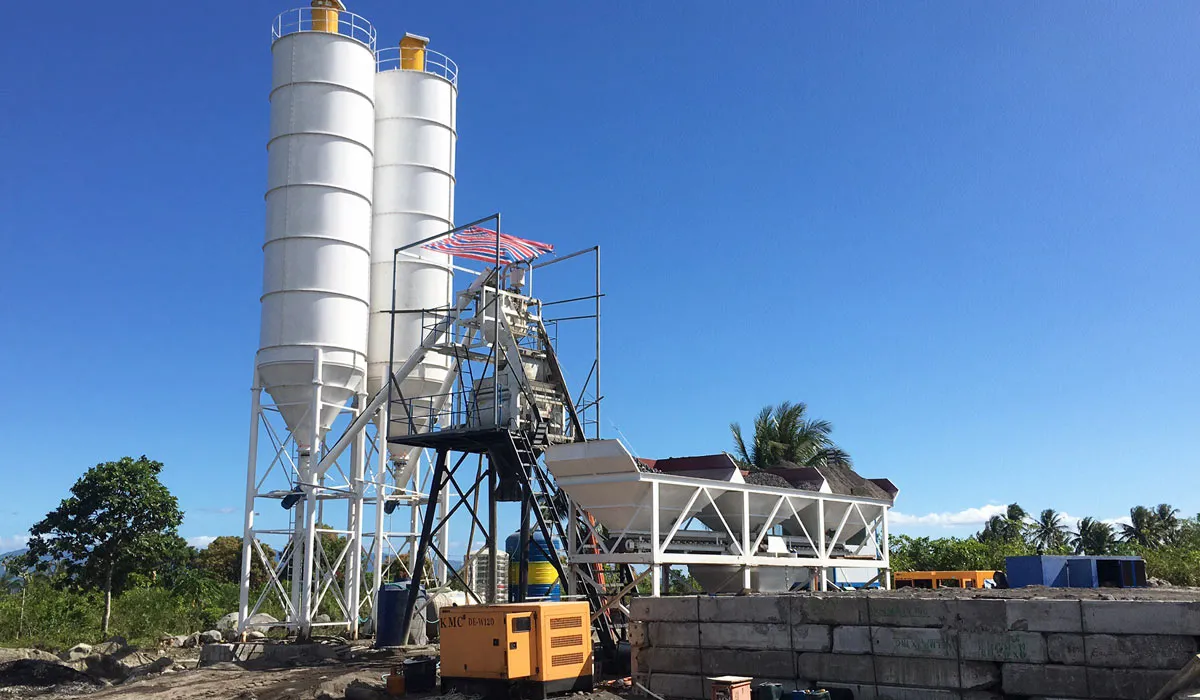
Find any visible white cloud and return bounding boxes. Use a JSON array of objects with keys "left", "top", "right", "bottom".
[
  {"left": 0, "top": 535, "right": 29, "bottom": 553},
  {"left": 891, "top": 505, "right": 1133, "bottom": 534},
  {"left": 188, "top": 536, "right": 218, "bottom": 549},
  {"left": 890, "top": 504, "right": 1008, "bottom": 529}
]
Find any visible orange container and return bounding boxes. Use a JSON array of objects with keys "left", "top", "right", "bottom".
[{"left": 385, "top": 668, "right": 405, "bottom": 696}]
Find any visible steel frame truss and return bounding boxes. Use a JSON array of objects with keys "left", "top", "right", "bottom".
[{"left": 557, "top": 471, "right": 892, "bottom": 594}]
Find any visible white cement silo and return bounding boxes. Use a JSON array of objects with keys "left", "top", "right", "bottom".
[
  {"left": 367, "top": 36, "right": 457, "bottom": 444},
  {"left": 257, "top": 14, "right": 377, "bottom": 447}
]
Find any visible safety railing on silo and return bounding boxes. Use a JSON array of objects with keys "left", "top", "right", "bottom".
[
  {"left": 271, "top": 7, "right": 377, "bottom": 50},
  {"left": 376, "top": 47, "right": 459, "bottom": 86}
]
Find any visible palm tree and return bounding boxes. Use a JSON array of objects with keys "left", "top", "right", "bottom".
[
  {"left": 730, "top": 401, "right": 851, "bottom": 471},
  {"left": 1153, "top": 504, "right": 1181, "bottom": 546},
  {"left": 1030, "top": 509, "right": 1069, "bottom": 554},
  {"left": 978, "top": 503, "right": 1029, "bottom": 544},
  {"left": 1071, "top": 517, "right": 1115, "bottom": 555},
  {"left": 1120, "top": 505, "right": 1160, "bottom": 547}
]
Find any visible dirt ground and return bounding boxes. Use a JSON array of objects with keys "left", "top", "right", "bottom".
[
  {"left": 1, "top": 645, "right": 632, "bottom": 700},
  {"left": 59, "top": 661, "right": 630, "bottom": 700}
]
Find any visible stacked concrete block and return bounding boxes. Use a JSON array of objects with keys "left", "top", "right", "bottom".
[{"left": 632, "top": 594, "right": 1200, "bottom": 700}]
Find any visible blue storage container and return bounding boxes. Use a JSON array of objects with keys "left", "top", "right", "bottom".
[
  {"left": 505, "top": 531, "right": 562, "bottom": 602},
  {"left": 1006, "top": 555, "right": 1146, "bottom": 588},
  {"left": 376, "top": 581, "right": 428, "bottom": 647},
  {"left": 1005, "top": 556, "right": 1070, "bottom": 588}
]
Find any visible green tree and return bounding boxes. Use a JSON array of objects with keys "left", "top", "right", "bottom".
[
  {"left": 1029, "top": 509, "right": 1069, "bottom": 554},
  {"left": 195, "top": 536, "right": 277, "bottom": 587},
  {"left": 1152, "top": 503, "right": 1181, "bottom": 546},
  {"left": 1070, "top": 517, "right": 1115, "bottom": 555},
  {"left": 1, "top": 558, "right": 29, "bottom": 640},
  {"left": 24, "top": 456, "right": 184, "bottom": 634},
  {"left": 889, "top": 534, "right": 1032, "bottom": 573},
  {"left": 730, "top": 401, "right": 851, "bottom": 471},
  {"left": 977, "top": 503, "right": 1029, "bottom": 544},
  {"left": 1120, "top": 505, "right": 1160, "bottom": 547}
]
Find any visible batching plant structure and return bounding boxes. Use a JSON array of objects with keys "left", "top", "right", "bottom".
[
  {"left": 237, "top": 2, "right": 894, "bottom": 654},
  {"left": 238, "top": 3, "right": 462, "bottom": 640}
]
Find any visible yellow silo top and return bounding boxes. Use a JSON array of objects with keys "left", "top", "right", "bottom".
[
  {"left": 400, "top": 33, "right": 430, "bottom": 71},
  {"left": 310, "top": 0, "right": 346, "bottom": 34}
]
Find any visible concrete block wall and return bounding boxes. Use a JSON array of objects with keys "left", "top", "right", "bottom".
[{"left": 630, "top": 596, "right": 1200, "bottom": 700}]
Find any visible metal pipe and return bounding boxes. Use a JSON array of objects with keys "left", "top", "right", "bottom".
[
  {"left": 394, "top": 213, "right": 502, "bottom": 255},
  {"left": 493, "top": 214, "right": 501, "bottom": 429},
  {"left": 544, "top": 314, "right": 597, "bottom": 323},
  {"left": 518, "top": 488, "right": 530, "bottom": 602},
  {"left": 487, "top": 461, "right": 497, "bottom": 603},
  {"left": 345, "top": 392, "right": 366, "bottom": 638},
  {"left": 371, "top": 413, "right": 387, "bottom": 625},
  {"left": 595, "top": 246, "right": 601, "bottom": 439},
  {"left": 539, "top": 293, "right": 606, "bottom": 307},
  {"left": 398, "top": 449, "right": 448, "bottom": 645},
  {"left": 238, "top": 381, "right": 262, "bottom": 636},
  {"left": 532, "top": 245, "right": 597, "bottom": 270},
  {"left": 298, "top": 349, "right": 325, "bottom": 640}
]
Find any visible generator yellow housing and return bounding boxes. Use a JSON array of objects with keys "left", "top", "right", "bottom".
[{"left": 439, "top": 601, "right": 593, "bottom": 698}]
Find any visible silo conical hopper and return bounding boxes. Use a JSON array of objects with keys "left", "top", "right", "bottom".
[{"left": 257, "top": 20, "right": 376, "bottom": 446}]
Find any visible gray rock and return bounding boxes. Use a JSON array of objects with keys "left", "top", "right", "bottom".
[
  {"left": 159, "top": 634, "right": 188, "bottom": 648},
  {"left": 182, "top": 632, "right": 200, "bottom": 648},
  {"left": 0, "top": 648, "right": 64, "bottom": 663},
  {"left": 217, "top": 612, "right": 240, "bottom": 631},
  {"left": 222, "top": 628, "right": 238, "bottom": 642},
  {"left": 82, "top": 650, "right": 161, "bottom": 682},
  {"left": 248, "top": 612, "right": 278, "bottom": 626},
  {"left": 199, "top": 630, "right": 223, "bottom": 644},
  {"left": 314, "top": 613, "right": 332, "bottom": 624},
  {"left": 247, "top": 630, "right": 267, "bottom": 641},
  {"left": 62, "top": 643, "right": 93, "bottom": 661},
  {"left": 91, "top": 636, "right": 128, "bottom": 656}
]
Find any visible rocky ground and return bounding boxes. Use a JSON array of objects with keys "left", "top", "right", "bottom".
[{"left": 1, "top": 639, "right": 633, "bottom": 700}]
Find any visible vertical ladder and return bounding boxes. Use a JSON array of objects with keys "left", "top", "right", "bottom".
[{"left": 503, "top": 430, "right": 620, "bottom": 661}]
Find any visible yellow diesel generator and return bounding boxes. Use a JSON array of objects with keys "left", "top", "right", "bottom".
[{"left": 439, "top": 601, "right": 593, "bottom": 699}]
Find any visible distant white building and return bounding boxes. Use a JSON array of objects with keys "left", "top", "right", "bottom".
[{"left": 463, "top": 546, "right": 509, "bottom": 602}]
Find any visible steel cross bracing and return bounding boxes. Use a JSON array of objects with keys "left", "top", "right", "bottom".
[
  {"left": 236, "top": 371, "right": 451, "bottom": 639},
  {"left": 238, "top": 220, "right": 616, "bottom": 648}
]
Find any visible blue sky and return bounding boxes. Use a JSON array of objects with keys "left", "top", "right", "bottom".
[{"left": 1, "top": 2, "right": 1198, "bottom": 555}]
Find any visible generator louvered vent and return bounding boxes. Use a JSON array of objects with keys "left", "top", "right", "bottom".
[
  {"left": 549, "top": 616, "right": 583, "bottom": 630},
  {"left": 551, "top": 634, "right": 583, "bottom": 648},
  {"left": 551, "top": 652, "right": 585, "bottom": 666}
]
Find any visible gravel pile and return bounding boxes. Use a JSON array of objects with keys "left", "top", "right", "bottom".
[
  {"left": 0, "top": 659, "right": 103, "bottom": 696},
  {"left": 744, "top": 472, "right": 793, "bottom": 489}
]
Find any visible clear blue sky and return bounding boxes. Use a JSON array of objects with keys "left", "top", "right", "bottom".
[{"left": 1, "top": 2, "right": 1198, "bottom": 554}]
